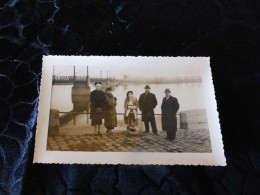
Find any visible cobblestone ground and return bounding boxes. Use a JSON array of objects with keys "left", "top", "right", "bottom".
[{"left": 47, "top": 128, "right": 212, "bottom": 153}]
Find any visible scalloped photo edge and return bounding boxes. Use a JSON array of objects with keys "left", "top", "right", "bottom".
[{"left": 33, "top": 56, "right": 226, "bottom": 166}]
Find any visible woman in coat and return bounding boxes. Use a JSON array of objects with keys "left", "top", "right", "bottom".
[
  {"left": 161, "top": 88, "right": 180, "bottom": 140},
  {"left": 90, "top": 82, "right": 105, "bottom": 135},
  {"left": 124, "top": 91, "right": 139, "bottom": 131},
  {"left": 104, "top": 87, "right": 117, "bottom": 132}
]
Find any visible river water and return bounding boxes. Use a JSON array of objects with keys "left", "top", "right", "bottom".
[{"left": 50, "top": 83, "right": 205, "bottom": 114}]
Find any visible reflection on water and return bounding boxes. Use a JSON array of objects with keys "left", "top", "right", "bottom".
[{"left": 50, "top": 83, "right": 205, "bottom": 114}]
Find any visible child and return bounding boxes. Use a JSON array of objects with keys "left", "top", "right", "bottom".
[
  {"left": 125, "top": 96, "right": 138, "bottom": 119},
  {"left": 124, "top": 91, "right": 139, "bottom": 131}
]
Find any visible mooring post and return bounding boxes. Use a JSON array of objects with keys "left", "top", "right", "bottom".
[
  {"left": 73, "top": 65, "right": 76, "bottom": 81},
  {"left": 107, "top": 70, "right": 109, "bottom": 84},
  {"left": 48, "top": 109, "right": 60, "bottom": 136},
  {"left": 52, "top": 66, "right": 55, "bottom": 81},
  {"left": 180, "top": 112, "right": 188, "bottom": 129},
  {"left": 86, "top": 66, "right": 89, "bottom": 81}
]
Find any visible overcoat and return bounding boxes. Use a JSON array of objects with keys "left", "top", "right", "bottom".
[
  {"left": 161, "top": 96, "right": 180, "bottom": 132},
  {"left": 139, "top": 92, "right": 157, "bottom": 121},
  {"left": 104, "top": 93, "right": 117, "bottom": 129},
  {"left": 90, "top": 90, "right": 105, "bottom": 125}
]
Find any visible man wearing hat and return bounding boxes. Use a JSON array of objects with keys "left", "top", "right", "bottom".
[
  {"left": 139, "top": 85, "right": 159, "bottom": 135},
  {"left": 161, "top": 88, "right": 180, "bottom": 140}
]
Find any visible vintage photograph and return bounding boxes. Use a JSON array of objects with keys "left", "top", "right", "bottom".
[{"left": 34, "top": 56, "right": 225, "bottom": 165}]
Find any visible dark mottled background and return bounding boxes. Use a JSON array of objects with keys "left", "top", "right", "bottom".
[{"left": 0, "top": 0, "right": 260, "bottom": 194}]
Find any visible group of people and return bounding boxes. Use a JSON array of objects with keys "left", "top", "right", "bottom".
[{"left": 90, "top": 82, "right": 180, "bottom": 141}]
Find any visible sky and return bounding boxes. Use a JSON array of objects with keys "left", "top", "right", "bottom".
[{"left": 50, "top": 56, "right": 210, "bottom": 79}]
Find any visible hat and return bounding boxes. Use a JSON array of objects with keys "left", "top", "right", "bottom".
[
  {"left": 106, "top": 87, "right": 112, "bottom": 92},
  {"left": 165, "top": 88, "right": 171, "bottom": 93},
  {"left": 144, "top": 85, "right": 151, "bottom": 89},
  {"left": 94, "top": 81, "right": 102, "bottom": 85}
]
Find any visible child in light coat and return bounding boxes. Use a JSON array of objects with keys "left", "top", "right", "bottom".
[{"left": 124, "top": 91, "right": 139, "bottom": 130}]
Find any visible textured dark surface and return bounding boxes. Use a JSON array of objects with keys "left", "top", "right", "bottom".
[{"left": 0, "top": 0, "right": 260, "bottom": 194}]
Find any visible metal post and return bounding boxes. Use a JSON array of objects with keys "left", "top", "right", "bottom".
[
  {"left": 73, "top": 115, "right": 76, "bottom": 126},
  {"left": 52, "top": 66, "right": 55, "bottom": 81},
  {"left": 86, "top": 66, "right": 89, "bottom": 80},
  {"left": 73, "top": 65, "right": 76, "bottom": 81},
  {"left": 180, "top": 112, "right": 188, "bottom": 129},
  {"left": 107, "top": 71, "right": 109, "bottom": 85},
  {"left": 48, "top": 109, "right": 60, "bottom": 136}
]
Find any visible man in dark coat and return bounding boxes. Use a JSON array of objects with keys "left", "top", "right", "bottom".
[
  {"left": 139, "top": 85, "right": 159, "bottom": 135},
  {"left": 90, "top": 82, "right": 105, "bottom": 135},
  {"left": 161, "top": 88, "right": 180, "bottom": 140}
]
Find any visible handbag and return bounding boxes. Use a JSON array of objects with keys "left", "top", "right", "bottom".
[
  {"left": 95, "top": 107, "right": 103, "bottom": 113},
  {"left": 106, "top": 98, "right": 116, "bottom": 107}
]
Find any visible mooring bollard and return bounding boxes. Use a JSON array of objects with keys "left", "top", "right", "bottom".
[
  {"left": 48, "top": 109, "right": 60, "bottom": 136},
  {"left": 180, "top": 112, "right": 188, "bottom": 129}
]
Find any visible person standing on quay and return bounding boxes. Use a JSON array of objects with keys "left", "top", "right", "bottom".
[
  {"left": 139, "top": 85, "right": 159, "bottom": 135},
  {"left": 161, "top": 88, "right": 180, "bottom": 141},
  {"left": 104, "top": 87, "right": 117, "bottom": 133},
  {"left": 90, "top": 82, "right": 105, "bottom": 135},
  {"left": 124, "top": 91, "right": 139, "bottom": 132}
]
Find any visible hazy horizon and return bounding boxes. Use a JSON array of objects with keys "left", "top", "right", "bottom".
[{"left": 52, "top": 57, "right": 209, "bottom": 80}]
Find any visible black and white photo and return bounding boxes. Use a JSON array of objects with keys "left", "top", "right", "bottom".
[{"left": 34, "top": 56, "right": 226, "bottom": 165}]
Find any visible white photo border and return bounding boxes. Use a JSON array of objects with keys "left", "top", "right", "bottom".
[{"left": 33, "top": 56, "right": 226, "bottom": 166}]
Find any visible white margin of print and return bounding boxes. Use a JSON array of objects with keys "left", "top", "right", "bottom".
[{"left": 33, "top": 56, "right": 226, "bottom": 166}]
